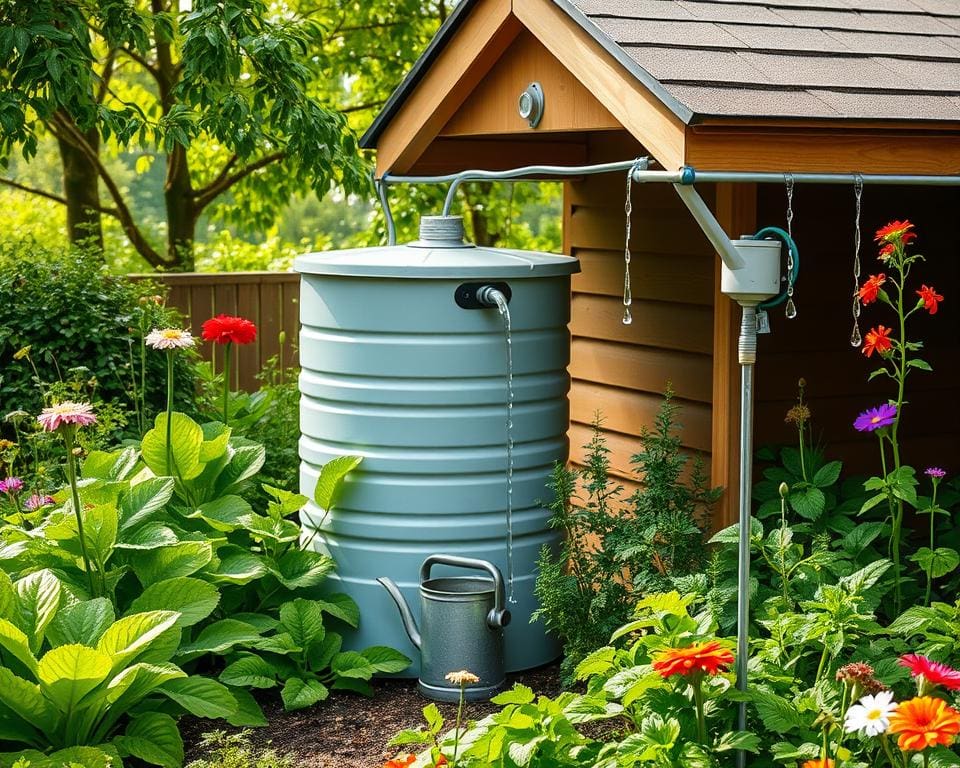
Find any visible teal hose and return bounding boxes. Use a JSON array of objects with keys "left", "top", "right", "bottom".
[{"left": 753, "top": 226, "right": 799, "bottom": 310}]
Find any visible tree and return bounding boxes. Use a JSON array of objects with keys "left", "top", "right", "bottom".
[{"left": 0, "top": 0, "right": 370, "bottom": 270}]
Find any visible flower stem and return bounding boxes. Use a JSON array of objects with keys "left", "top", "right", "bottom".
[
  {"left": 924, "top": 481, "right": 939, "bottom": 606},
  {"left": 222, "top": 341, "right": 232, "bottom": 426},
  {"left": 691, "top": 676, "right": 707, "bottom": 745},
  {"left": 815, "top": 642, "right": 830, "bottom": 687},
  {"left": 63, "top": 428, "right": 97, "bottom": 597},
  {"left": 165, "top": 351, "right": 174, "bottom": 476},
  {"left": 453, "top": 682, "right": 465, "bottom": 766}
]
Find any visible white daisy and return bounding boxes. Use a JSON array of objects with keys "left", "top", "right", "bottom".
[
  {"left": 145, "top": 328, "right": 195, "bottom": 350},
  {"left": 844, "top": 690, "right": 898, "bottom": 737}
]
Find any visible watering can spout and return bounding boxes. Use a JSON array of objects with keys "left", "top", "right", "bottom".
[{"left": 376, "top": 577, "right": 422, "bottom": 650}]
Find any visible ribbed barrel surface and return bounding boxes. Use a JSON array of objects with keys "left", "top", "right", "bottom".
[{"left": 295, "top": 228, "right": 578, "bottom": 674}]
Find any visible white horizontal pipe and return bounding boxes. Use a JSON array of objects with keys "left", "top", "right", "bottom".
[{"left": 635, "top": 169, "right": 960, "bottom": 186}]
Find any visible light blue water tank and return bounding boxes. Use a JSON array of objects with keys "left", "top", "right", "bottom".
[{"left": 294, "top": 216, "right": 579, "bottom": 674}]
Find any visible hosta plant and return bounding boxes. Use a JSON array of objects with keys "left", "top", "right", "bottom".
[{"left": 0, "top": 569, "right": 243, "bottom": 767}]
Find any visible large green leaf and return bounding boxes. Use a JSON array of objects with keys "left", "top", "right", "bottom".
[
  {"left": 280, "top": 599, "right": 326, "bottom": 649},
  {"left": 245, "top": 514, "right": 300, "bottom": 544},
  {"left": 106, "top": 662, "right": 186, "bottom": 711},
  {"left": 272, "top": 550, "right": 335, "bottom": 590},
  {"left": 316, "top": 593, "right": 360, "bottom": 628},
  {"left": 176, "top": 619, "right": 262, "bottom": 657},
  {"left": 219, "top": 654, "right": 277, "bottom": 689},
  {"left": 46, "top": 597, "right": 115, "bottom": 648},
  {"left": 82, "top": 503, "right": 119, "bottom": 567},
  {"left": 214, "top": 440, "right": 266, "bottom": 496},
  {"left": 911, "top": 547, "right": 960, "bottom": 579},
  {"left": 158, "top": 676, "right": 238, "bottom": 719},
  {"left": 14, "top": 569, "right": 62, "bottom": 653},
  {"left": 118, "top": 477, "right": 175, "bottom": 532},
  {"left": 141, "top": 412, "right": 205, "bottom": 479},
  {"left": 83, "top": 447, "right": 139, "bottom": 481},
  {"left": 314, "top": 455, "right": 362, "bottom": 510},
  {"left": 330, "top": 650, "right": 376, "bottom": 680},
  {"left": 307, "top": 632, "right": 342, "bottom": 673},
  {"left": 128, "top": 577, "right": 219, "bottom": 628},
  {"left": 131, "top": 541, "right": 213, "bottom": 586},
  {"left": 0, "top": 667, "right": 55, "bottom": 731},
  {"left": 207, "top": 549, "right": 269, "bottom": 585},
  {"left": 361, "top": 646, "right": 411, "bottom": 674},
  {"left": 281, "top": 676, "right": 329, "bottom": 711},
  {"left": 188, "top": 494, "right": 254, "bottom": 532},
  {"left": 38, "top": 644, "right": 112, "bottom": 713},
  {"left": 97, "top": 610, "right": 181, "bottom": 674},
  {"left": 115, "top": 522, "right": 179, "bottom": 551},
  {"left": 224, "top": 686, "right": 268, "bottom": 727},
  {"left": 0, "top": 618, "right": 39, "bottom": 676},
  {"left": 788, "top": 486, "right": 826, "bottom": 520},
  {"left": 199, "top": 422, "right": 232, "bottom": 463},
  {"left": 115, "top": 712, "right": 184, "bottom": 767},
  {"left": 0, "top": 570, "right": 13, "bottom": 619}
]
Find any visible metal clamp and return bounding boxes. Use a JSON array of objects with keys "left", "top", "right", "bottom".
[{"left": 420, "top": 554, "right": 511, "bottom": 629}]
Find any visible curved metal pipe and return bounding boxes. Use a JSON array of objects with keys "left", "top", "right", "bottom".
[{"left": 375, "top": 177, "right": 397, "bottom": 246}]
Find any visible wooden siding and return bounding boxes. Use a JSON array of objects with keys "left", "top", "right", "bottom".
[
  {"left": 139, "top": 272, "right": 300, "bottom": 391},
  {"left": 752, "top": 183, "right": 960, "bottom": 475},
  {"left": 567, "top": 132, "right": 716, "bottom": 487}
]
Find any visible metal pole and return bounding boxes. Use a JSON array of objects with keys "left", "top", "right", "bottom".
[
  {"left": 375, "top": 178, "right": 397, "bottom": 246},
  {"left": 735, "top": 304, "right": 757, "bottom": 768},
  {"left": 635, "top": 168, "right": 960, "bottom": 187},
  {"left": 672, "top": 183, "right": 745, "bottom": 271}
]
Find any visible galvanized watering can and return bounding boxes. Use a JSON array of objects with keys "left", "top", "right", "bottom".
[{"left": 377, "top": 554, "right": 511, "bottom": 702}]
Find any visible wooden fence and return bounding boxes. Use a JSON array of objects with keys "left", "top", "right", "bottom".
[{"left": 134, "top": 272, "right": 300, "bottom": 391}]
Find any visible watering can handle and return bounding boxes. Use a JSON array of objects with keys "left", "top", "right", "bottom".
[{"left": 420, "top": 554, "right": 511, "bottom": 629}]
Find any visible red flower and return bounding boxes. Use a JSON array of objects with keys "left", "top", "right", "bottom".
[
  {"left": 875, "top": 220, "right": 916, "bottom": 246},
  {"left": 878, "top": 243, "right": 896, "bottom": 261},
  {"left": 201, "top": 314, "right": 257, "bottom": 345},
  {"left": 900, "top": 654, "right": 960, "bottom": 692},
  {"left": 652, "top": 640, "right": 734, "bottom": 678},
  {"left": 888, "top": 696, "right": 960, "bottom": 751},
  {"left": 916, "top": 285, "right": 944, "bottom": 315},
  {"left": 801, "top": 760, "right": 835, "bottom": 768},
  {"left": 384, "top": 755, "right": 415, "bottom": 768},
  {"left": 857, "top": 274, "right": 886, "bottom": 305},
  {"left": 862, "top": 325, "right": 893, "bottom": 357}
]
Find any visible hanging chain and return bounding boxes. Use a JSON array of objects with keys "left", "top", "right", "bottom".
[
  {"left": 783, "top": 173, "right": 797, "bottom": 319},
  {"left": 622, "top": 160, "right": 643, "bottom": 325},
  {"left": 850, "top": 174, "right": 864, "bottom": 347}
]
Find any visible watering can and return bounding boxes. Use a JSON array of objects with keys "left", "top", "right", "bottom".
[{"left": 377, "top": 554, "right": 511, "bottom": 702}]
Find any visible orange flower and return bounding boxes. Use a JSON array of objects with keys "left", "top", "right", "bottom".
[
  {"left": 384, "top": 755, "right": 415, "bottom": 768},
  {"left": 888, "top": 696, "right": 960, "bottom": 751},
  {"left": 916, "top": 285, "right": 944, "bottom": 315},
  {"left": 862, "top": 325, "right": 893, "bottom": 357},
  {"left": 652, "top": 640, "right": 734, "bottom": 678},
  {"left": 857, "top": 274, "right": 886, "bottom": 305},
  {"left": 878, "top": 243, "right": 895, "bottom": 261},
  {"left": 434, "top": 758, "right": 448, "bottom": 767},
  {"left": 875, "top": 220, "right": 916, "bottom": 245},
  {"left": 801, "top": 759, "right": 835, "bottom": 768}
]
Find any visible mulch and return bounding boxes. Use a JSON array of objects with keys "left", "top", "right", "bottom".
[{"left": 182, "top": 664, "right": 564, "bottom": 768}]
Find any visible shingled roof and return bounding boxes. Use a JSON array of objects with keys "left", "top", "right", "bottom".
[
  {"left": 361, "top": 0, "right": 960, "bottom": 148},
  {"left": 571, "top": 0, "right": 960, "bottom": 122}
]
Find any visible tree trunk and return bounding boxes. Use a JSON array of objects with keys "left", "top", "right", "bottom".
[
  {"left": 57, "top": 128, "right": 104, "bottom": 250},
  {"left": 463, "top": 182, "right": 500, "bottom": 246},
  {"left": 164, "top": 145, "right": 197, "bottom": 271}
]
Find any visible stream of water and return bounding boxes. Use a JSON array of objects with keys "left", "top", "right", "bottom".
[{"left": 489, "top": 290, "right": 517, "bottom": 605}]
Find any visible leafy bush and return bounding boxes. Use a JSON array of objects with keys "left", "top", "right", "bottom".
[
  {"left": 0, "top": 241, "right": 194, "bottom": 439},
  {"left": 533, "top": 391, "right": 720, "bottom": 682},
  {"left": 186, "top": 730, "right": 294, "bottom": 768}
]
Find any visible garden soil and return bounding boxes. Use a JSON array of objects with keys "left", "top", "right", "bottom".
[{"left": 182, "top": 664, "right": 563, "bottom": 767}]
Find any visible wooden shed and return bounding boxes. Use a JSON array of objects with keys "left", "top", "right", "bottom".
[{"left": 359, "top": 0, "right": 960, "bottom": 525}]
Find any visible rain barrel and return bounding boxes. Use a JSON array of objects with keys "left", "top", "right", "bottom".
[{"left": 294, "top": 215, "right": 579, "bottom": 674}]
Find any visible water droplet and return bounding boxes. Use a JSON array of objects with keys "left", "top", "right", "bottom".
[
  {"left": 622, "top": 307, "right": 633, "bottom": 325},
  {"left": 850, "top": 325, "right": 862, "bottom": 347},
  {"left": 785, "top": 299, "right": 797, "bottom": 319}
]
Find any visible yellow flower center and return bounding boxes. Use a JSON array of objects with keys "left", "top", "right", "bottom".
[
  {"left": 161, "top": 329, "right": 184, "bottom": 339},
  {"left": 867, "top": 709, "right": 883, "bottom": 720}
]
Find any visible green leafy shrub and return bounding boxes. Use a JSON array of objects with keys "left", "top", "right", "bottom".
[
  {"left": 186, "top": 730, "right": 294, "bottom": 768},
  {"left": 533, "top": 391, "right": 720, "bottom": 682},
  {"left": 0, "top": 241, "right": 194, "bottom": 440}
]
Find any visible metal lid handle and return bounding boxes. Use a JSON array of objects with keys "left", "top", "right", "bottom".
[{"left": 420, "top": 554, "right": 511, "bottom": 629}]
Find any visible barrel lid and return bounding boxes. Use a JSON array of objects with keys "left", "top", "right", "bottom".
[{"left": 294, "top": 215, "right": 579, "bottom": 278}]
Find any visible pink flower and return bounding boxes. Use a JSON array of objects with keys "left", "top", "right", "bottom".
[
  {"left": 36, "top": 402, "right": 97, "bottom": 432},
  {"left": 900, "top": 654, "right": 960, "bottom": 692},
  {"left": 0, "top": 477, "right": 23, "bottom": 495},
  {"left": 24, "top": 494, "right": 55, "bottom": 511}
]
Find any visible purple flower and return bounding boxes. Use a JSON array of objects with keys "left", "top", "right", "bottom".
[
  {"left": 0, "top": 477, "right": 23, "bottom": 495},
  {"left": 853, "top": 404, "right": 897, "bottom": 433},
  {"left": 925, "top": 467, "right": 947, "bottom": 479},
  {"left": 24, "top": 494, "right": 55, "bottom": 511}
]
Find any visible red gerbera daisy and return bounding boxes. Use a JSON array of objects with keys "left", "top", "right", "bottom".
[
  {"left": 900, "top": 654, "right": 960, "bottom": 692},
  {"left": 652, "top": 640, "right": 734, "bottom": 678},
  {"left": 916, "top": 285, "right": 944, "bottom": 315},
  {"left": 862, "top": 325, "right": 893, "bottom": 358},
  {"left": 201, "top": 314, "right": 257, "bottom": 345},
  {"left": 875, "top": 220, "right": 916, "bottom": 246}
]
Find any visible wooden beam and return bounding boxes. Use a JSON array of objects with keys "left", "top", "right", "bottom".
[
  {"left": 686, "top": 128, "right": 960, "bottom": 175},
  {"left": 514, "top": 0, "right": 686, "bottom": 170},
  {"left": 712, "top": 183, "right": 756, "bottom": 528},
  {"left": 440, "top": 29, "right": 621, "bottom": 137},
  {"left": 374, "top": 0, "right": 520, "bottom": 176},
  {"left": 402, "top": 136, "right": 587, "bottom": 175}
]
